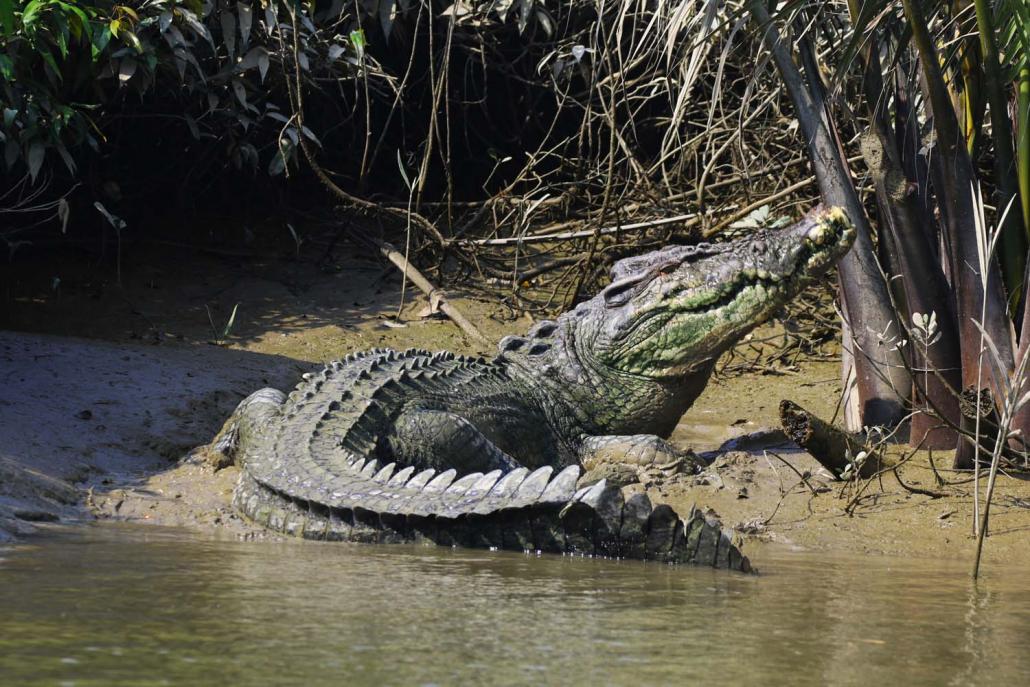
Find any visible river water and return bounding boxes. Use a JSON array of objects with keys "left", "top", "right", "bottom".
[{"left": 1, "top": 523, "right": 1027, "bottom": 686}]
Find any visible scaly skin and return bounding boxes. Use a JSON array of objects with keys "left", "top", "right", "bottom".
[{"left": 208, "top": 206, "right": 855, "bottom": 571}]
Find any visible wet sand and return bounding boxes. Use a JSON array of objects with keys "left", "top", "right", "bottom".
[{"left": 3, "top": 241, "right": 1028, "bottom": 570}]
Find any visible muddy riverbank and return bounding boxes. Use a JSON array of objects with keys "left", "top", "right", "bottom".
[{"left": 3, "top": 241, "right": 1029, "bottom": 570}]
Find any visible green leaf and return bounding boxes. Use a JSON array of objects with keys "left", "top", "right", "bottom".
[
  {"left": 93, "top": 201, "right": 127, "bottom": 231},
  {"left": 27, "top": 142, "right": 45, "bottom": 182},
  {"left": 118, "top": 58, "right": 137, "bottom": 83},
  {"left": 0, "top": 54, "right": 14, "bottom": 81},
  {"left": 0, "top": 0, "right": 15, "bottom": 37},
  {"left": 222, "top": 303, "right": 239, "bottom": 339},
  {"left": 55, "top": 141, "right": 75, "bottom": 174},
  {"left": 396, "top": 149, "right": 411, "bottom": 190},
  {"left": 21, "top": 0, "right": 46, "bottom": 29},
  {"left": 379, "top": 0, "right": 395, "bottom": 39},
  {"left": 349, "top": 29, "right": 366, "bottom": 60},
  {"left": 55, "top": 2, "right": 90, "bottom": 40},
  {"left": 53, "top": 13, "right": 70, "bottom": 58},
  {"left": 268, "top": 149, "right": 286, "bottom": 175},
  {"left": 92, "top": 25, "right": 112, "bottom": 60},
  {"left": 57, "top": 198, "right": 70, "bottom": 233},
  {"left": 121, "top": 29, "right": 143, "bottom": 53},
  {"left": 40, "top": 49, "right": 63, "bottom": 82}
]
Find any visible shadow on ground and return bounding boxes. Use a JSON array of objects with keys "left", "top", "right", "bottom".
[
  {"left": 1, "top": 237, "right": 471, "bottom": 351},
  {"left": 0, "top": 330, "right": 311, "bottom": 540},
  {"left": 0, "top": 236, "right": 523, "bottom": 541}
]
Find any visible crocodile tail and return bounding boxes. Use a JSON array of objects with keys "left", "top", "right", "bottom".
[{"left": 233, "top": 466, "right": 752, "bottom": 572}]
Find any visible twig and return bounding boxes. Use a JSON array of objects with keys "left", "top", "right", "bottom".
[
  {"left": 891, "top": 466, "right": 947, "bottom": 498},
  {"left": 703, "top": 175, "right": 819, "bottom": 238},
  {"left": 378, "top": 241, "right": 488, "bottom": 344},
  {"left": 764, "top": 450, "right": 820, "bottom": 494},
  {"left": 280, "top": 5, "right": 446, "bottom": 248},
  {"left": 460, "top": 212, "right": 701, "bottom": 247}
]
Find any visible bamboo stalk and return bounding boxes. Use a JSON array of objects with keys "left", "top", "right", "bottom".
[{"left": 860, "top": 131, "right": 963, "bottom": 449}]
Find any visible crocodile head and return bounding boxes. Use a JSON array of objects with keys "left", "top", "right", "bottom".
[{"left": 580, "top": 206, "right": 855, "bottom": 379}]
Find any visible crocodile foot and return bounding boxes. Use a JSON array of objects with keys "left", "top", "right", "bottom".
[{"left": 578, "top": 450, "right": 700, "bottom": 489}]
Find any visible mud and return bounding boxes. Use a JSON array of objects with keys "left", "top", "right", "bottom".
[{"left": 3, "top": 240, "right": 1029, "bottom": 569}]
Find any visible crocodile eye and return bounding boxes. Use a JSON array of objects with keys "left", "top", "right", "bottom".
[{"left": 602, "top": 276, "right": 644, "bottom": 307}]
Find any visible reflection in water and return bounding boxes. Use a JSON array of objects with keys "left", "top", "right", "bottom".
[{"left": 0, "top": 524, "right": 1028, "bottom": 686}]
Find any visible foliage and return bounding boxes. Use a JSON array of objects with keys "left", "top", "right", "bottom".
[
  {"left": 0, "top": 0, "right": 372, "bottom": 186},
  {"left": 3, "top": 0, "right": 818, "bottom": 325}
]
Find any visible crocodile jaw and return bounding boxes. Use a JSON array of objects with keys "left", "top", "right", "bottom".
[{"left": 588, "top": 207, "right": 855, "bottom": 378}]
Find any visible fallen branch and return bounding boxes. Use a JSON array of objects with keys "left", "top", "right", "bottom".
[
  {"left": 779, "top": 399, "right": 879, "bottom": 478},
  {"left": 378, "top": 241, "right": 488, "bottom": 344}
]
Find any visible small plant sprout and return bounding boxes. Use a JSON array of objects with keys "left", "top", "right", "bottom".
[
  {"left": 911, "top": 311, "right": 941, "bottom": 405},
  {"left": 285, "top": 223, "right": 303, "bottom": 257},
  {"left": 910, "top": 311, "right": 941, "bottom": 347},
  {"left": 869, "top": 318, "right": 907, "bottom": 352},
  {"left": 729, "top": 204, "right": 791, "bottom": 230},
  {"left": 840, "top": 449, "right": 868, "bottom": 480},
  {"left": 94, "top": 201, "right": 127, "bottom": 285},
  {"left": 206, "top": 303, "right": 240, "bottom": 346},
  {"left": 394, "top": 149, "right": 422, "bottom": 321}
]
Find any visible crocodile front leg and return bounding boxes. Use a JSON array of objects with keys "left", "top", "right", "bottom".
[
  {"left": 193, "top": 387, "right": 286, "bottom": 470},
  {"left": 384, "top": 408, "right": 521, "bottom": 473},
  {"left": 577, "top": 434, "right": 703, "bottom": 487}
]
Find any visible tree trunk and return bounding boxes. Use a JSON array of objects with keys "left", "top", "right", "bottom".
[
  {"left": 860, "top": 131, "right": 962, "bottom": 448},
  {"left": 902, "top": 0, "right": 1016, "bottom": 383},
  {"left": 899, "top": 0, "right": 1015, "bottom": 469},
  {"left": 749, "top": 0, "right": 909, "bottom": 429},
  {"left": 847, "top": 18, "right": 962, "bottom": 448}
]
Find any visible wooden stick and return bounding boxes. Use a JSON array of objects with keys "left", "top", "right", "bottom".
[
  {"left": 779, "top": 399, "right": 879, "bottom": 479},
  {"left": 378, "top": 241, "right": 488, "bottom": 344}
]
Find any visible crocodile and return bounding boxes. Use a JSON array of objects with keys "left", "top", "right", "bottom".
[{"left": 209, "top": 206, "right": 854, "bottom": 572}]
